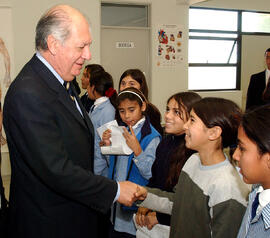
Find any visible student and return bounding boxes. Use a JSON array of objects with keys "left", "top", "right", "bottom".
[
  {"left": 118, "top": 69, "right": 163, "bottom": 135},
  {"left": 119, "top": 69, "right": 149, "bottom": 99},
  {"left": 135, "top": 92, "right": 201, "bottom": 237},
  {"left": 135, "top": 97, "right": 250, "bottom": 238},
  {"left": 102, "top": 87, "right": 161, "bottom": 238},
  {"left": 88, "top": 71, "right": 117, "bottom": 177},
  {"left": 233, "top": 105, "right": 270, "bottom": 238},
  {"left": 81, "top": 64, "right": 105, "bottom": 112}
]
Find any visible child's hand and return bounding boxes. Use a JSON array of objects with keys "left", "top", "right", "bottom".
[
  {"left": 135, "top": 207, "right": 151, "bottom": 227},
  {"left": 101, "top": 129, "right": 112, "bottom": 146},
  {"left": 123, "top": 126, "right": 142, "bottom": 156},
  {"left": 145, "top": 212, "right": 158, "bottom": 230}
]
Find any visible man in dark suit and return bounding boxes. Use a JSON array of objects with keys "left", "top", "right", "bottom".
[
  {"left": 3, "top": 5, "right": 139, "bottom": 238},
  {"left": 246, "top": 48, "right": 270, "bottom": 110}
]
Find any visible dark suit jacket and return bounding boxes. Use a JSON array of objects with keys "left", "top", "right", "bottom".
[
  {"left": 246, "top": 70, "right": 266, "bottom": 110},
  {"left": 3, "top": 55, "right": 118, "bottom": 238}
]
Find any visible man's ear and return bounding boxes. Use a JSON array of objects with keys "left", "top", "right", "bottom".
[
  {"left": 47, "top": 35, "right": 58, "bottom": 55},
  {"left": 208, "top": 126, "right": 222, "bottom": 141}
]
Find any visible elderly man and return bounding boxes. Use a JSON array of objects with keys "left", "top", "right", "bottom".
[{"left": 3, "top": 5, "right": 138, "bottom": 238}]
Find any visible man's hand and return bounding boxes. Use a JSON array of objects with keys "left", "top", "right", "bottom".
[
  {"left": 118, "top": 181, "right": 139, "bottom": 206},
  {"left": 135, "top": 185, "right": 148, "bottom": 200}
]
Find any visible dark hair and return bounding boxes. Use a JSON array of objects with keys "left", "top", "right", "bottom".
[
  {"left": 167, "top": 91, "right": 202, "bottom": 121},
  {"left": 165, "top": 92, "right": 202, "bottom": 189},
  {"left": 192, "top": 97, "right": 241, "bottom": 149},
  {"left": 84, "top": 64, "right": 104, "bottom": 78},
  {"left": 90, "top": 71, "right": 117, "bottom": 108},
  {"left": 116, "top": 87, "right": 146, "bottom": 109},
  {"left": 265, "top": 48, "right": 270, "bottom": 56},
  {"left": 241, "top": 104, "right": 270, "bottom": 155},
  {"left": 119, "top": 69, "right": 149, "bottom": 99}
]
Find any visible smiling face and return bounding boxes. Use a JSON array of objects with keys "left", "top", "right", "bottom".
[
  {"left": 183, "top": 109, "right": 210, "bottom": 151},
  {"left": 164, "top": 98, "right": 186, "bottom": 136},
  {"left": 52, "top": 13, "right": 92, "bottom": 81},
  {"left": 233, "top": 126, "right": 270, "bottom": 188},
  {"left": 119, "top": 76, "right": 141, "bottom": 92},
  {"left": 118, "top": 99, "right": 145, "bottom": 127}
]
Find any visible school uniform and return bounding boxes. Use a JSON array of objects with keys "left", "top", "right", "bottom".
[
  {"left": 139, "top": 153, "right": 250, "bottom": 238},
  {"left": 109, "top": 117, "right": 161, "bottom": 236},
  {"left": 89, "top": 97, "right": 115, "bottom": 177},
  {"left": 237, "top": 185, "right": 270, "bottom": 238}
]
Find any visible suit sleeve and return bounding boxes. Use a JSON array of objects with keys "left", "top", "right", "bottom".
[{"left": 4, "top": 85, "right": 117, "bottom": 213}]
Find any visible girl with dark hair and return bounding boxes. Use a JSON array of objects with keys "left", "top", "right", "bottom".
[
  {"left": 80, "top": 64, "right": 105, "bottom": 112},
  {"left": 88, "top": 70, "right": 117, "bottom": 176},
  {"left": 136, "top": 97, "right": 250, "bottom": 238},
  {"left": 135, "top": 92, "right": 201, "bottom": 237},
  {"left": 119, "top": 69, "right": 148, "bottom": 99},
  {"left": 234, "top": 105, "right": 270, "bottom": 238},
  {"left": 118, "top": 69, "right": 163, "bottom": 135},
  {"left": 101, "top": 87, "right": 161, "bottom": 238}
]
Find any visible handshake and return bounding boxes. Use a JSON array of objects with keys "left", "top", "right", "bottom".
[{"left": 117, "top": 181, "right": 148, "bottom": 206}]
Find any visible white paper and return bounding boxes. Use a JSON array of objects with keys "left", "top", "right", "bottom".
[
  {"left": 97, "top": 120, "right": 133, "bottom": 155},
  {"left": 133, "top": 215, "right": 170, "bottom": 238}
]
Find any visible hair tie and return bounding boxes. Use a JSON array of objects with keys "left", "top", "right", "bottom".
[
  {"left": 118, "top": 90, "right": 144, "bottom": 103},
  {"left": 105, "top": 87, "right": 116, "bottom": 98}
]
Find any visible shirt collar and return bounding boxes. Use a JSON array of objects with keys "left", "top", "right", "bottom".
[
  {"left": 36, "top": 51, "right": 64, "bottom": 85},
  {"left": 132, "top": 116, "right": 145, "bottom": 130},
  {"left": 266, "top": 69, "right": 270, "bottom": 82},
  {"left": 94, "top": 96, "right": 109, "bottom": 107},
  {"left": 254, "top": 186, "right": 270, "bottom": 229}
]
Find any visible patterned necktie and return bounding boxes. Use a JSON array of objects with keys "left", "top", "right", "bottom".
[
  {"left": 63, "top": 81, "right": 75, "bottom": 101},
  {"left": 251, "top": 193, "right": 259, "bottom": 220},
  {"left": 262, "top": 77, "right": 270, "bottom": 102}
]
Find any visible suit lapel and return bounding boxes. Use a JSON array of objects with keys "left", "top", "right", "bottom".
[
  {"left": 29, "top": 55, "right": 89, "bottom": 131},
  {"left": 71, "top": 83, "right": 95, "bottom": 136}
]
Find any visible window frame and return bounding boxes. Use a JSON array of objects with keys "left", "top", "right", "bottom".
[
  {"left": 189, "top": 7, "right": 270, "bottom": 91},
  {"left": 189, "top": 7, "right": 241, "bottom": 91}
]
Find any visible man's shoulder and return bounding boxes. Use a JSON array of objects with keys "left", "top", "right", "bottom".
[{"left": 251, "top": 70, "right": 265, "bottom": 79}]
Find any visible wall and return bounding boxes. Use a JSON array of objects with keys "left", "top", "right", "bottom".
[{"left": 102, "top": 0, "right": 189, "bottom": 115}]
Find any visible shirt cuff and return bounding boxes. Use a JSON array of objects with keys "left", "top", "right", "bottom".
[{"left": 113, "top": 182, "right": 120, "bottom": 203}]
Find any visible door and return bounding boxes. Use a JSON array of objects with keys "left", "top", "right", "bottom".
[{"left": 101, "top": 27, "right": 150, "bottom": 95}]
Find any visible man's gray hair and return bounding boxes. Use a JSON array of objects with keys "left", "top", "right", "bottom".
[{"left": 35, "top": 7, "right": 72, "bottom": 51}]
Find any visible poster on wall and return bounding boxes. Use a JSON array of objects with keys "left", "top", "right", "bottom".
[
  {"left": 0, "top": 6, "right": 14, "bottom": 153},
  {"left": 156, "top": 24, "right": 183, "bottom": 67}
]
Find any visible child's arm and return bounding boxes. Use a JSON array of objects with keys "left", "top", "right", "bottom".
[
  {"left": 123, "top": 126, "right": 160, "bottom": 179},
  {"left": 136, "top": 186, "right": 175, "bottom": 215}
]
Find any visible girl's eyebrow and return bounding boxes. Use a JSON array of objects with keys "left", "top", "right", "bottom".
[{"left": 236, "top": 139, "right": 243, "bottom": 145}]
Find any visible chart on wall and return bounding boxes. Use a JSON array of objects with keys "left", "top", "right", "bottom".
[
  {"left": 156, "top": 24, "right": 184, "bottom": 67},
  {"left": 0, "top": 6, "right": 14, "bottom": 153}
]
